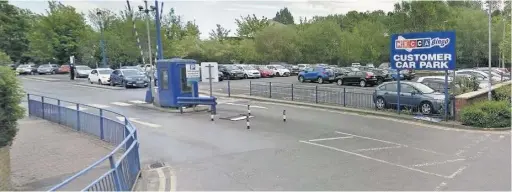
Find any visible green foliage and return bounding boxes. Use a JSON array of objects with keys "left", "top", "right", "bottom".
[
  {"left": 0, "top": 51, "right": 12, "bottom": 65},
  {"left": 0, "top": 66, "right": 25, "bottom": 147},
  {"left": 0, "top": 2, "right": 32, "bottom": 63},
  {"left": 493, "top": 85, "right": 511, "bottom": 102},
  {"left": 272, "top": 7, "right": 294, "bottom": 25},
  {"left": 460, "top": 100, "right": 511, "bottom": 128},
  {"left": 450, "top": 76, "right": 480, "bottom": 95}
]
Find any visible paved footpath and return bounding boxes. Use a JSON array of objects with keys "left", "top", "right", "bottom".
[{"left": 10, "top": 117, "right": 114, "bottom": 191}]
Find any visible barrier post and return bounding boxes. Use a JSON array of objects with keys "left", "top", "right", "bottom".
[
  {"left": 57, "top": 100, "right": 61, "bottom": 124},
  {"left": 283, "top": 110, "right": 286, "bottom": 122},
  {"left": 99, "top": 109, "right": 104, "bottom": 140},
  {"left": 249, "top": 81, "right": 252, "bottom": 96},
  {"left": 227, "top": 80, "right": 231, "bottom": 97},
  {"left": 41, "top": 96, "right": 45, "bottom": 119},
  {"left": 343, "top": 88, "right": 346, "bottom": 107},
  {"left": 247, "top": 104, "right": 251, "bottom": 116},
  {"left": 315, "top": 86, "right": 318, "bottom": 103},
  {"left": 291, "top": 84, "right": 294, "bottom": 101},
  {"left": 109, "top": 156, "right": 123, "bottom": 191},
  {"left": 246, "top": 114, "right": 250, "bottom": 129},
  {"left": 76, "top": 104, "right": 80, "bottom": 131},
  {"left": 269, "top": 82, "right": 272, "bottom": 98}
]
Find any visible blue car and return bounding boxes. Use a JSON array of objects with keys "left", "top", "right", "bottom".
[{"left": 298, "top": 67, "right": 336, "bottom": 84}]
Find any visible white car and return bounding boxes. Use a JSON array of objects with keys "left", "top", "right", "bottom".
[
  {"left": 88, "top": 68, "right": 113, "bottom": 85},
  {"left": 235, "top": 65, "right": 261, "bottom": 79},
  {"left": 266, "top": 65, "right": 290, "bottom": 77},
  {"left": 417, "top": 75, "right": 489, "bottom": 90},
  {"left": 456, "top": 69, "right": 502, "bottom": 82}
]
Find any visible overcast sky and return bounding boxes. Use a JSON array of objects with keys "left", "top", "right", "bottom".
[{"left": 10, "top": 0, "right": 398, "bottom": 39}]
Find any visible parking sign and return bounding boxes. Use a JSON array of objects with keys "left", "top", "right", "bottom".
[
  {"left": 186, "top": 64, "right": 200, "bottom": 83},
  {"left": 390, "top": 31, "right": 456, "bottom": 70}
]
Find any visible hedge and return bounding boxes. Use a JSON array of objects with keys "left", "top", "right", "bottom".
[
  {"left": 0, "top": 66, "right": 25, "bottom": 147},
  {"left": 459, "top": 100, "right": 511, "bottom": 128},
  {"left": 493, "top": 85, "right": 511, "bottom": 102}
]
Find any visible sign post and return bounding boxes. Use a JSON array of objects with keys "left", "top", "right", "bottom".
[
  {"left": 186, "top": 64, "right": 200, "bottom": 97},
  {"left": 390, "top": 31, "right": 456, "bottom": 120}
]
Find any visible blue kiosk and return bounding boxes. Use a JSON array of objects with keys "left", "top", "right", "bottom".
[{"left": 152, "top": 58, "right": 217, "bottom": 112}]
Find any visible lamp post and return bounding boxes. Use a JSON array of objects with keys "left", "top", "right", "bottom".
[
  {"left": 487, "top": 2, "right": 492, "bottom": 101},
  {"left": 96, "top": 11, "right": 108, "bottom": 68},
  {"left": 138, "top": 1, "right": 156, "bottom": 67}
]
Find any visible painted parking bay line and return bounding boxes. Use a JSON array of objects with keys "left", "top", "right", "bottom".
[
  {"left": 223, "top": 102, "right": 268, "bottom": 109},
  {"left": 111, "top": 102, "right": 132, "bottom": 106},
  {"left": 116, "top": 116, "right": 161, "bottom": 128},
  {"left": 129, "top": 100, "right": 146, "bottom": 104}
]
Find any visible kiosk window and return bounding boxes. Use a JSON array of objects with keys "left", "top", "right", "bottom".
[
  {"left": 161, "top": 69, "right": 168, "bottom": 90},
  {"left": 180, "top": 67, "right": 192, "bottom": 93}
]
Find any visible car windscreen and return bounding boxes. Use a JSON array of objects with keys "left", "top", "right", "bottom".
[
  {"left": 413, "top": 83, "right": 435, "bottom": 94},
  {"left": 38, "top": 65, "right": 51, "bottom": 68},
  {"left": 76, "top": 66, "right": 91, "bottom": 70},
  {"left": 98, "top": 69, "right": 113, "bottom": 74},
  {"left": 242, "top": 66, "right": 255, "bottom": 70},
  {"left": 122, "top": 70, "right": 141, "bottom": 76},
  {"left": 224, "top": 65, "right": 237, "bottom": 70},
  {"left": 274, "top": 65, "right": 285, "bottom": 69}
]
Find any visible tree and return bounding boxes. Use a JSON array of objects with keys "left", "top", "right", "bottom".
[
  {"left": 297, "top": 20, "right": 342, "bottom": 64},
  {"left": 254, "top": 25, "right": 300, "bottom": 63},
  {"left": 0, "top": 2, "right": 32, "bottom": 63},
  {"left": 0, "top": 51, "right": 12, "bottom": 65},
  {"left": 235, "top": 14, "right": 270, "bottom": 38},
  {"left": 209, "top": 24, "right": 230, "bottom": 40},
  {"left": 272, "top": 7, "right": 294, "bottom": 25}
]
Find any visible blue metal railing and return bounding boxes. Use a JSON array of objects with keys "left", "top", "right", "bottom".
[{"left": 27, "top": 94, "right": 141, "bottom": 191}]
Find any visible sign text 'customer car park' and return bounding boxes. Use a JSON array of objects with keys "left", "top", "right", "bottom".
[{"left": 390, "top": 31, "right": 456, "bottom": 70}]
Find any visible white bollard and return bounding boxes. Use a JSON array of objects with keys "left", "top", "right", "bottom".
[{"left": 283, "top": 110, "right": 286, "bottom": 122}]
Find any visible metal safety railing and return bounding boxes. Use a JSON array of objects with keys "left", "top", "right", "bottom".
[{"left": 27, "top": 94, "right": 141, "bottom": 191}]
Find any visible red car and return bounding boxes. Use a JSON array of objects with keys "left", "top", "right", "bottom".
[{"left": 253, "top": 65, "right": 273, "bottom": 78}]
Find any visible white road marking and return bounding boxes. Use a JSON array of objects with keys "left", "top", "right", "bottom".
[
  {"left": 88, "top": 104, "right": 110, "bottom": 108},
  {"left": 411, "top": 159, "right": 466, "bottom": 167},
  {"left": 354, "top": 146, "right": 403, "bottom": 152},
  {"left": 111, "top": 102, "right": 132, "bottom": 106},
  {"left": 169, "top": 167, "right": 177, "bottom": 192},
  {"left": 129, "top": 100, "right": 146, "bottom": 104},
  {"left": 434, "top": 182, "right": 447, "bottom": 191},
  {"left": 230, "top": 116, "right": 254, "bottom": 121},
  {"left": 448, "top": 165, "right": 468, "bottom": 178},
  {"left": 299, "top": 140, "right": 450, "bottom": 178},
  {"left": 66, "top": 106, "right": 87, "bottom": 111},
  {"left": 115, "top": 116, "right": 161, "bottom": 128},
  {"left": 223, "top": 102, "right": 268, "bottom": 109},
  {"left": 156, "top": 167, "right": 166, "bottom": 192},
  {"left": 335, "top": 131, "right": 447, "bottom": 155},
  {"left": 308, "top": 136, "right": 354, "bottom": 142}
]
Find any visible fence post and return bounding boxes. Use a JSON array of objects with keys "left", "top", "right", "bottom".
[
  {"left": 27, "top": 94, "right": 30, "bottom": 116},
  {"left": 41, "top": 96, "right": 45, "bottom": 119},
  {"left": 249, "top": 81, "right": 252, "bottom": 96},
  {"left": 57, "top": 100, "right": 61, "bottom": 124},
  {"left": 291, "top": 84, "right": 294, "bottom": 101},
  {"left": 269, "top": 82, "right": 272, "bottom": 98},
  {"left": 76, "top": 104, "right": 80, "bottom": 131},
  {"left": 343, "top": 88, "right": 346, "bottom": 107},
  {"left": 109, "top": 156, "right": 123, "bottom": 191},
  {"left": 99, "top": 109, "right": 104, "bottom": 140},
  {"left": 227, "top": 80, "right": 231, "bottom": 97},
  {"left": 315, "top": 86, "right": 318, "bottom": 103}
]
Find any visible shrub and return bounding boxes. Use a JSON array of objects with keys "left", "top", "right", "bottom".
[
  {"left": 0, "top": 66, "right": 25, "bottom": 147},
  {"left": 493, "top": 85, "right": 511, "bottom": 102},
  {"left": 459, "top": 100, "right": 511, "bottom": 128},
  {"left": 450, "top": 76, "right": 480, "bottom": 95}
]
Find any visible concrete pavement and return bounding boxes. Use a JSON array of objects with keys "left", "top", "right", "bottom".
[{"left": 19, "top": 77, "right": 511, "bottom": 191}]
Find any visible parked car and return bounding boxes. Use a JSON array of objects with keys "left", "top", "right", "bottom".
[
  {"left": 236, "top": 64, "right": 261, "bottom": 79},
  {"left": 16, "top": 64, "right": 38, "bottom": 75},
  {"left": 298, "top": 67, "right": 336, "bottom": 84},
  {"left": 219, "top": 65, "right": 245, "bottom": 80},
  {"left": 88, "top": 68, "right": 113, "bottom": 85},
  {"left": 373, "top": 81, "right": 447, "bottom": 115},
  {"left": 57, "top": 65, "right": 70, "bottom": 74},
  {"left": 386, "top": 69, "right": 405, "bottom": 80},
  {"left": 218, "top": 71, "right": 224, "bottom": 81},
  {"left": 252, "top": 65, "right": 274, "bottom": 78},
  {"left": 455, "top": 69, "right": 501, "bottom": 82},
  {"left": 297, "top": 64, "right": 311, "bottom": 72},
  {"left": 401, "top": 69, "right": 416, "bottom": 80},
  {"left": 266, "top": 64, "right": 290, "bottom": 77},
  {"left": 473, "top": 67, "right": 510, "bottom": 81},
  {"left": 121, "top": 66, "right": 146, "bottom": 74},
  {"left": 74, "top": 65, "right": 92, "bottom": 78},
  {"left": 110, "top": 69, "right": 149, "bottom": 88},
  {"left": 283, "top": 64, "right": 300, "bottom": 75},
  {"left": 332, "top": 67, "right": 350, "bottom": 76},
  {"left": 37, "top": 64, "right": 59, "bottom": 75},
  {"left": 336, "top": 71, "right": 378, "bottom": 87},
  {"left": 359, "top": 67, "right": 391, "bottom": 84}
]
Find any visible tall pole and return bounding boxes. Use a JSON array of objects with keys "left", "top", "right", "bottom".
[
  {"left": 155, "top": 0, "right": 164, "bottom": 60},
  {"left": 487, "top": 3, "right": 492, "bottom": 101},
  {"left": 97, "top": 11, "right": 108, "bottom": 68},
  {"left": 143, "top": 0, "right": 153, "bottom": 66}
]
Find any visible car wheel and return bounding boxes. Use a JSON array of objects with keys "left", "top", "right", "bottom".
[
  {"left": 123, "top": 81, "right": 128, "bottom": 88},
  {"left": 298, "top": 76, "right": 304, "bottom": 83},
  {"left": 359, "top": 80, "right": 366, "bottom": 87},
  {"left": 276, "top": 72, "right": 280, "bottom": 77},
  {"left": 317, "top": 77, "right": 323, "bottom": 84},
  {"left": 30, "top": 71, "right": 35, "bottom": 75},
  {"left": 377, "top": 78, "right": 383, "bottom": 85},
  {"left": 52, "top": 71, "right": 55, "bottom": 74},
  {"left": 244, "top": 74, "right": 248, "bottom": 79},
  {"left": 88, "top": 78, "right": 93, "bottom": 84},
  {"left": 337, "top": 79, "right": 343, "bottom": 86},
  {"left": 420, "top": 101, "right": 433, "bottom": 115},
  {"left": 98, "top": 80, "right": 102, "bottom": 85},
  {"left": 375, "top": 97, "right": 386, "bottom": 109}
]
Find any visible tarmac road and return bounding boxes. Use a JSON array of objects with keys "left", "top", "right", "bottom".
[{"left": 20, "top": 77, "right": 511, "bottom": 191}]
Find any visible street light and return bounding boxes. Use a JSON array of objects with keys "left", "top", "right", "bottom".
[
  {"left": 487, "top": 3, "right": 492, "bottom": 101},
  {"left": 96, "top": 11, "right": 108, "bottom": 68},
  {"left": 138, "top": 1, "right": 156, "bottom": 67}
]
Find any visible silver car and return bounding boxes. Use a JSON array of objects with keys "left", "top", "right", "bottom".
[{"left": 372, "top": 81, "right": 447, "bottom": 115}]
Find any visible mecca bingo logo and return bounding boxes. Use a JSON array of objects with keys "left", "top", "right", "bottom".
[{"left": 395, "top": 36, "right": 450, "bottom": 52}]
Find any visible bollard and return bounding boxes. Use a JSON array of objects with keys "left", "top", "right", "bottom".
[
  {"left": 246, "top": 114, "right": 250, "bottom": 129},
  {"left": 283, "top": 110, "right": 286, "bottom": 122},
  {"left": 247, "top": 104, "right": 251, "bottom": 116},
  {"left": 210, "top": 109, "right": 214, "bottom": 121}
]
